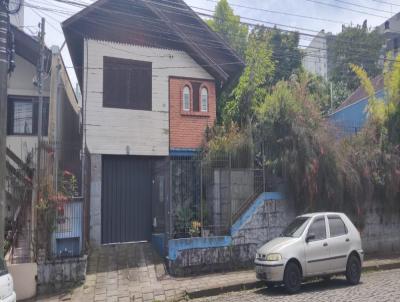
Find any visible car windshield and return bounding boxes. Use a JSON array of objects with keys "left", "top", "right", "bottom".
[{"left": 282, "top": 217, "right": 310, "bottom": 237}]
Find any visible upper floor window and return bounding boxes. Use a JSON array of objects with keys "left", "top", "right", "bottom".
[
  {"left": 201, "top": 87, "right": 208, "bottom": 112},
  {"left": 103, "top": 57, "right": 152, "bottom": 111},
  {"left": 182, "top": 86, "right": 190, "bottom": 111},
  {"left": 7, "top": 96, "right": 49, "bottom": 136}
]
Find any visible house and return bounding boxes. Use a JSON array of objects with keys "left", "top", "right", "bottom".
[
  {"left": 62, "top": 0, "right": 244, "bottom": 247},
  {"left": 5, "top": 22, "right": 81, "bottom": 300},
  {"left": 377, "top": 12, "right": 400, "bottom": 60},
  {"left": 328, "top": 75, "right": 384, "bottom": 135}
]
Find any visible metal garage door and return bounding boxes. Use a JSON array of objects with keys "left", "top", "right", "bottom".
[{"left": 102, "top": 156, "right": 152, "bottom": 244}]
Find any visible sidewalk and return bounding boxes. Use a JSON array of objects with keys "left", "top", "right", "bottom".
[{"left": 33, "top": 254, "right": 400, "bottom": 302}]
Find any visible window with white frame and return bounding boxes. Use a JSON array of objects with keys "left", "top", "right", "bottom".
[
  {"left": 182, "top": 86, "right": 190, "bottom": 111},
  {"left": 200, "top": 87, "right": 208, "bottom": 112},
  {"left": 13, "top": 101, "right": 33, "bottom": 134}
]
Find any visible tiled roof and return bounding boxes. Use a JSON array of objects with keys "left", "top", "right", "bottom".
[{"left": 335, "top": 75, "right": 384, "bottom": 112}]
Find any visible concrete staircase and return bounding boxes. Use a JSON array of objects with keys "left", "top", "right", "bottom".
[{"left": 8, "top": 206, "right": 32, "bottom": 264}]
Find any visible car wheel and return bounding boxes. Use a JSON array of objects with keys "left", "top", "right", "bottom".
[
  {"left": 265, "top": 281, "right": 276, "bottom": 288},
  {"left": 346, "top": 254, "right": 361, "bottom": 285},
  {"left": 283, "top": 262, "right": 302, "bottom": 294}
]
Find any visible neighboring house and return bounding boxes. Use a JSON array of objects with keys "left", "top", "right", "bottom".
[
  {"left": 5, "top": 23, "right": 81, "bottom": 300},
  {"left": 377, "top": 12, "right": 400, "bottom": 60},
  {"left": 62, "top": 0, "right": 244, "bottom": 246},
  {"left": 328, "top": 75, "right": 384, "bottom": 135}
]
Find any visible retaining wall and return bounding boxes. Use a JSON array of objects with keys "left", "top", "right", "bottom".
[{"left": 37, "top": 255, "right": 87, "bottom": 294}]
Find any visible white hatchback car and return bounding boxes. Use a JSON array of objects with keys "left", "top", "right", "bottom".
[
  {"left": 0, "top": 259, "right": 15, "bottom": 302},
  {"left": 255, "top": 212, "right": 363, "bottom": 293}
]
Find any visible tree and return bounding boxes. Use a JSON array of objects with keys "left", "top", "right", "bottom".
[
  {"left": 222, "top": 27, "right": 275, "bottom": 126},
  {"left": 269, "top": 28, "right": 302, "bottom": 85},
  {"left": 329, "top": 24, "right": 383, "bottom": 94},
  {"left": 207, "top": 0, "right": 248, "bottom": 58}
]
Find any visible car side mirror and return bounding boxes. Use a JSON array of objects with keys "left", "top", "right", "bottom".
[{"left": 306, "top": 233, "right": 315, "bottom": 243}]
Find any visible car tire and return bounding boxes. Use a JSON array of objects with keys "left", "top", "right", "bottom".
[
  {"left": 283, "top": 262, "right": 302, "bottom": 294},
  {"left": 322, "top": 275, "right": 331, "bottom": 282},
  {"left": 346, "top": 254, "right": 361, "bottom": 285},
  {"left": 265, "top": 281, "right": 276, "bottom": 288}
]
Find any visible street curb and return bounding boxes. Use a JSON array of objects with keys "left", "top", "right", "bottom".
[
  {"left": 363, "top": 261, "right": 400, "bottom": 273},
  {"left": 186, "top": 261, "right": 400, "bottom": 300},
  {"left": 186, "top": 281, "right": 264, "bottom": 299}
]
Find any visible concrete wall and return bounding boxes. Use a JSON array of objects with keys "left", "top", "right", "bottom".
[
  {"left": 169, "top": 190, "right": 400, "bottom": 276},
  {"left": 8, "top": 262, "right": 37, "bottom": 301},
  {"left": 89, "top": 154, "right": 102, "bottom": 246},
  {"left": 37, "top": 256, "right": 87, "bottom": 294},
  {"left": 207, "top": 169, "right": 255, "bottom": 235},
  {"left": 361, "top": 204, "right": 400, "bottom": 254},
  {"left": 168, "top": 193, "right": 294, "bottom": 276}
]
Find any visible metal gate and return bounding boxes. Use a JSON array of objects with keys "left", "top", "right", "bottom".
[{"left": 101, "top": 156, "right": 152, "bottom": 244}]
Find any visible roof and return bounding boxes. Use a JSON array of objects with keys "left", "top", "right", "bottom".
[
  {"left": 11, "top": 24, "right": 52, "bottom": 72},
  {"left": 299, "top": 212, "right": 346, "bottom": 218},
  {"left": 334, "top": 75, "right": 384, "bottom": 113},
  {"left": 62, "top": 0, "right": 245, "bottom": 89}
]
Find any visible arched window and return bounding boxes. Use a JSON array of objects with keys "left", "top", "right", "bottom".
[
  {"left": 182, "top": 86, "right": 190, "bottom": 111},
  {"left": 200, "top": 87, "right": 208, "bottom": 112}
]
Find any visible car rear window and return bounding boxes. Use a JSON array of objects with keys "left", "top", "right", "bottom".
[{"left": 328, "top": 215, "right": 348, "bottom": 237}]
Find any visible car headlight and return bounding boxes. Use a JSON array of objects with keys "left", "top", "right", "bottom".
[{"left": 266, "top": 253, "right": 282, "bottom": 261}]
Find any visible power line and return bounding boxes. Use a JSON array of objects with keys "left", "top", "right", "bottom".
[
  {"left": 305, "top": 0, "right": 389, "bottom": 19},
  {"left": 24, "top": 0, "right": 400, "bottom": 69},
  {"left": 335, "top": 0, "right": 393, "bottom": 15},
  {"left": 370, "top": 0, "right": 400, "bottom": 7}
]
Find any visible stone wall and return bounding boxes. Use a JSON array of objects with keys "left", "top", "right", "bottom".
[
  {"left": 37, "top": 256, "right": 87, "bottom": 294},
  {"left": 361, "top": 204, "right": 400, "bottom": 254},
  {"left": 168, "top": 192, "right": 400, "bottom": 276},
  {"left": 168, "top": 193, "right": 294, "bottom": 276}
]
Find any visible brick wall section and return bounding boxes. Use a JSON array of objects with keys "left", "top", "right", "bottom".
[{"left": 169, "top": 77, "right": 216, "bottom": 150}]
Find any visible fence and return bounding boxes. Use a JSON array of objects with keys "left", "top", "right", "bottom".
[
  {"left": 35, "top": 141, "right": 84, "bottom": 260},
  {"left": 167, "top": 147, "right": 283, "bottom": 240}
]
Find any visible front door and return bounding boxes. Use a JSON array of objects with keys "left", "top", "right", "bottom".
[
  {"left": 101, "top": 155, "right": 152, "bottom": 244},
  {"left": 305, "top": 216, "right": 330, "bottom": 276}
]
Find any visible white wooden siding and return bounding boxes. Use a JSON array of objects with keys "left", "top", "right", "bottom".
[
  {"left": 84, "top": 39, "right": 214, "bottom": 156},
  {"left": 7, "top": 55, "right": 50, "bottom": 160}
]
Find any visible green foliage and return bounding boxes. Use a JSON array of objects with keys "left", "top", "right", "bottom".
[
  {"left": 207, "top": 0, "right": 248, "bottom": 58},
  {"left": 269, "top": 28, "right": 302, "bottom": 85},
  {"left": 223, "top": 27, "right": 275, "bottom": 126},
  {"left": 330, "top": 24, "right": 383, "bottom": 94}
]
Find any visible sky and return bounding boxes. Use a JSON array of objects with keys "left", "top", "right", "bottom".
[{"left": 17, "top": 0, "right": 400, "bottom": 89}]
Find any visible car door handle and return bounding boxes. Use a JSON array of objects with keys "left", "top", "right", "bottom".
[
  {"left": 323, "top": 242, "right": 328, "bottom": 247},
  {"left": 346, "top": 238, "right": 350, "bottom": 242}
]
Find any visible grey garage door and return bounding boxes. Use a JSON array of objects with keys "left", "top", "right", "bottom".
[{"left": 102, "top": 156, "right": 152, "bottom": 244}]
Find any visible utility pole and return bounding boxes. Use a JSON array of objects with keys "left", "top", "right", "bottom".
[
  {"left": 32, "top": 17, "right": 45, "bottom": 260},
  {"left": 0, "top": 0, "right": 9, "bottom": 259}
]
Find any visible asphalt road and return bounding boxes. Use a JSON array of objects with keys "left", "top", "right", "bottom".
[{"left": 191, "top": 269, "right": 400, "bottom": 302}]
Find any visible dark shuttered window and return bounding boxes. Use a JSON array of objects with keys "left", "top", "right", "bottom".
[{"left": 103, "top": 57, "right": 152, "bottom": 111}]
